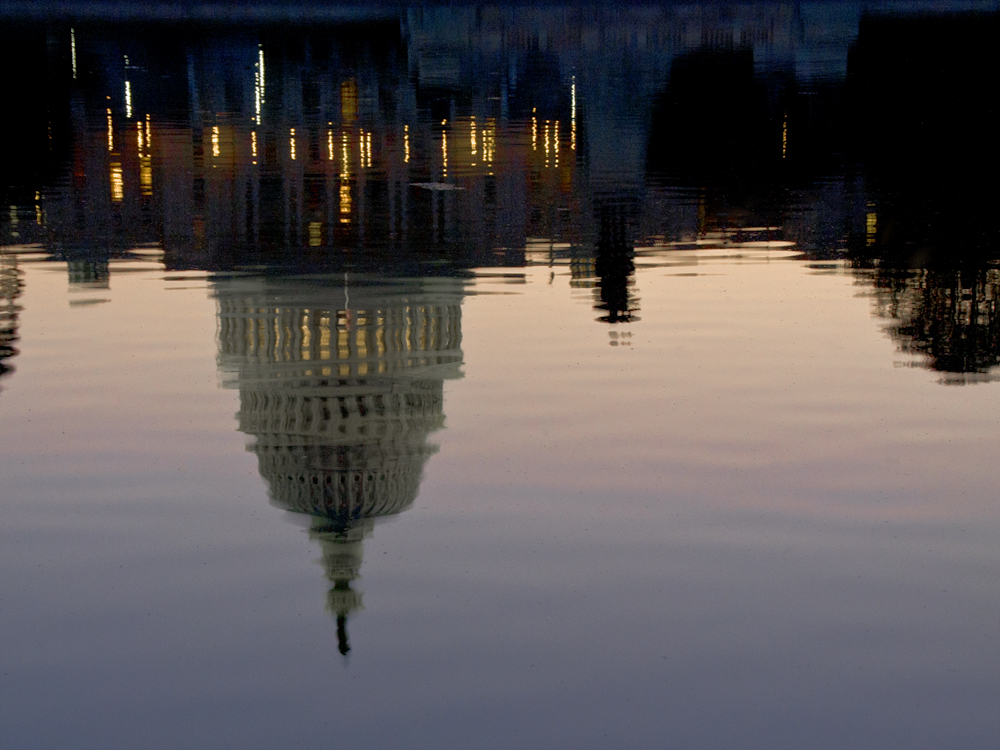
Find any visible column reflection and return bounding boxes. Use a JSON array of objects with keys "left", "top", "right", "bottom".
[{"left": 216, "top": 274, "right": 463, "bottom": 654}]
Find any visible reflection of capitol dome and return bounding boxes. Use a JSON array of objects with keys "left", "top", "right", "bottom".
[{"left": 216, "top": 274, "right": 463, "bottom": 653}]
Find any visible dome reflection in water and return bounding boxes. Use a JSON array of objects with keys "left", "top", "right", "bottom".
[{"left": 216, "top": 274, "right": 463, "bottom": 654}]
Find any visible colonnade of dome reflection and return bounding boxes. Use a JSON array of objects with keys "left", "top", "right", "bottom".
[{"left": 215, "top": 274, "right": 463, "bottom": 654}]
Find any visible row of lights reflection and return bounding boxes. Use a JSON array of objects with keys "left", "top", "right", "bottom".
[{"left": 88, "top": 37, "right": 572, "bottom": 211}]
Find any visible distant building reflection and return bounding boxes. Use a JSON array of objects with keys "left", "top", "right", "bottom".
[
  {"left": 0, "top": 251, "right": 22, "bottom": 385},
  {"left": 861, "top": 266, "right": 999, "bottom": 384},
  {"left": 216, "top": 274, "right": 463, "bottom": 653},
  {"left": 594, "top": 206, "right": 639, "bottom": 324}
]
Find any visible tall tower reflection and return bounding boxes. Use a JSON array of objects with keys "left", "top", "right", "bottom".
[{"left": 215, "top": 274, "right": 463, "bottom": 654}]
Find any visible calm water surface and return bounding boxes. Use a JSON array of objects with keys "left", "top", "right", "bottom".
[{"left": 1, "top": 4, "right": 998, "bottom": 749}]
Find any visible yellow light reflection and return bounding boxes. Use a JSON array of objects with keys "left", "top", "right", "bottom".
[
  {"left": 544, "top": 120, "right": 550, "bottom": 166},
  {"left": 212, "top": 125, "right": 220, "bottom": 157},
  {"left": 341, "top": 79, "right": 357, "bottom": 122},
  {"left": 145, "top": 114, "right": 150, "bottom": 152},
  {"left": 554, "top": 120, "right": 560, "bottom": 168},
  {"left": 107, "top": 108, "right": 114, "bottom": 151},
  {"left": 441, "top": 120, "right": 448, "bottom": 178},
  {"left": 251, "top": 129, "right": 257, "bottom": 164},
  {"left": 532, "top": 107, "right": 537, "bottom": 151},
  {"left": 137, "top": 120, "right": 143, "bottom": 152},
  {"left": 110, "top": 162, "right": 123, "bottom": 202},
  {"left": 484, "top": 118, "right": 495, "bottom": 175},
  {"left": 35, "top": 191, "right": 42, "bottom": 225},
  {"left": 70, "top": 28, "right": 77, "bottom": 79},
  {"left": 866, "top": 210, "right": 877, "bottom": 246},
  {"left": 308, "top": 222, "right": 322, "bottom": 247},
  {"left": 404, "top": 124, "right": 410, "bottom": 164},
  {"left": 471, "top": 116, "right": 477, "bottom": 161},
  {"left": 340, "top": 132, "right": 351, "bottom": 224},
  {"left": 327, "top": 126, "right": 334, "bottom": 161},
  {"left": 290, "top": 128, "right": 296, "bottom": 160},
  {"left": 140, "top": 157, "right": 152, "bottom": 196}
]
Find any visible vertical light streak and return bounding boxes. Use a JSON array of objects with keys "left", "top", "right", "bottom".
[
  {"left": 485, "top": 117, "right": 495, "bottom": 175},
  {"left": 70, "top": 28, "right": 77, "bottom": 79},
  {"left": 140, "top": 114, "right": 152, "bottom": 194},
  {"left": 532, "top": 107, "right": 537, "bottom": 150},
  {"left": 254, "top": 72, "right": 261, "bottom": 125},
  {"left": 251, "top": 130, "right": 258, "bottom": 164},
  {"left": 124, "top": 55, "right": 131, "bottom": 119},
  {"left": 327, "top": 124, "right": 334, "bottom": 161},
  {"left": 470, "top": 116, "right": 477, "bottom": 162},
  {"left": 258, "top": 47, "right": 265, "bottom": 100},
  {"left": 554, "top": 120, "right": 560, "bottom": 168},
  {"left": 35, "top": 192, "right": 42, "bottom": 225},
  {"left": 290, "top": 127, "right": 296, "bottom": 160},
  {"left": 366, "top": 131, "right": 372, "bottom": 168},
  {"left": 441, "top": 120, "right": 448, "bottom": 179},
  {"left": 544, "top": 120, "right": 550, "bottom": 167},
  {"left": 782, "top": 113, "right": 787, "bottom": 159},
  {"left": 340, "top": 132, "right": 351, "bottom": 224},
  {"left": 404, "top": 124, "right": 410, "bottom": 164},
  {"left": 106, "top": 107, "right": 114, "bottom": 151},
  {"left": 212, "top": 125, "right": 220, "bottom": 157},
  {"left": 110, "top": 163, "right": 123, "bottom": 202},
  {"left": 571, "top": 76, "right": 576, "bottom": 151}
]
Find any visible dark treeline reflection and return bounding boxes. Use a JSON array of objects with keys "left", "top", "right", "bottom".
[
  {"left": 1, "top": 2, "right": 997, "bottom": 377},
  {"left": 0, "top": 253, "right": 22, "bottom": 386},
  {"left": 216, "top": 274, "right": 463, "bottom": 653}
]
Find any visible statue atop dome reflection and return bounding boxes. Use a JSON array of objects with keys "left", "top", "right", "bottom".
[{"left": 215, "top": 274, "right": 463, "bottom": 654}]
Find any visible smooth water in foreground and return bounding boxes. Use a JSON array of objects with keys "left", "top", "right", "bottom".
[{"left": 1, "top": 4, "right": 998, "bottom": 748}]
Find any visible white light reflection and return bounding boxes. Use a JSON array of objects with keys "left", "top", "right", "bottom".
[
  {"left": 124, "top": 56, "right": 131, "bottom": 119},
  {"left": 571, "top": 77, "right": 576, "bottom": 151},
  {"left": 70, "top": 29, "right": 77, "bottom": 79}
]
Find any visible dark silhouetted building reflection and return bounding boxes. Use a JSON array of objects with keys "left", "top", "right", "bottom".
[
  {"left": 860, "top": 266, "right": 999, "bottom": 385},
  {"left": 2, "top": 4, "right": 998, "bottom": 382},
  {"left": 216, "top": 274, "right": 463, "bottom": 653},
  {"left": 0, "top": 251, "right": 23, "bottom": 385},
  {"left": 594, "top": 207, "right": 638, "bottom": 324}
]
